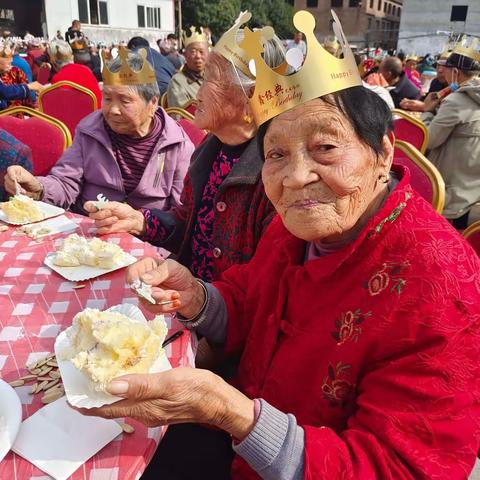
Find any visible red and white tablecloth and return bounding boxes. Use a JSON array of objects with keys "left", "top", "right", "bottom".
[{"left": 0, "top": 214, "right": 194, "bottom": 480}]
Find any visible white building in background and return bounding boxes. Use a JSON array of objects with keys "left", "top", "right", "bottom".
[
  {"left": 398, "top": 0, "right": 480, "bottom": 56},
  {"left": 0, "top": 0, "right": 175, "bottom": 45}
]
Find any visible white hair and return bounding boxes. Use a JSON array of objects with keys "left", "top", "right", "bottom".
[{"left": 47, "top": 39, "right": 73, "bottom": 68}]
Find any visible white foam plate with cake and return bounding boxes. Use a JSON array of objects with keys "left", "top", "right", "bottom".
[
  {"left": 55, "top": 304, "right": 171, "bottom": 408},
  {"left": 0, "top": 196, "right": 64, "bottom": 225}
]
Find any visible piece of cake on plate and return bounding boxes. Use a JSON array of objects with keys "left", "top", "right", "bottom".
[
  {"left": 1, "top": 195, "right": 44, "bottom": 223},
  {"left": 60, "top": 308, "right": 167, "bottom": 391},
  {"left": 53, "top": 233, "right": 125, "bottom": 269}
]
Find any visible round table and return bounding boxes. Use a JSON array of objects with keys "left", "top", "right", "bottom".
[{"left": 0, "top": 213, "right": 194, "bottom": 480}]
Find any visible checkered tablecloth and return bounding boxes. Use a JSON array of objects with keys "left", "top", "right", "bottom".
[{"left": 0, "top": 214, "right": 194, "bottom": 480}]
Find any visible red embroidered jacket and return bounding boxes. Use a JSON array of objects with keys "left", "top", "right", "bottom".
[{"left": 214, "top": 166, "right": 480, "bottom": 479}]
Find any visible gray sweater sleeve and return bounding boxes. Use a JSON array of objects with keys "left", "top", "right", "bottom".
[
  {"left": 177, "top": 281, "right": 228, "bottom": 344},
  {"left": 233, "top": 399, "right": 305, "bottom": 480},
  {"left": 178, "top": 283, "right": 305, "bottom": 479}
]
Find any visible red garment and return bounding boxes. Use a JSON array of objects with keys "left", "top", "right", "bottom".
[
  {"left": 52, "top": 63, "right": 102, "bottom": 107},
  {"left": 0, "top": 66, "right": 34, "bottom": 109},
  {"left": 215, "top": 166, "right": 480, "bottom": 479}
]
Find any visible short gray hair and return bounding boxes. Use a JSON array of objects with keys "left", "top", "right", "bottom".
[
  {"left": 108, "top": 51, "right": 160, "bottom": 103},
  {"left": 47, "top": 39, "right": 73, "bottom": 68},
  {"left": 231, "top": 30, "right": 289, "bottom": 90}
]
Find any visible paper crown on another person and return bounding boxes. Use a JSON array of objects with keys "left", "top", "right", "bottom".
[
  {"left": 0, "top": 40, "right": 14, "bottom": 58},
  {"left": 182, "top": 26, "right": 209, "bottom": 47},
  {"left": 214, "top": 11, "right": 257, "bottom": 78},
  {"left": 323, "top": 37, "right": 340, "bottom": 56},
  {"left": 240, "top": 10, "right": 362, "bottom": 126},
  {"left": 101, "top": 47, "right": 156, "bottom": 86},
  {"left": 405, "top": 54, "right": 419, "bottom": 62},
  {"left": 451, "top": 35, "right": 480, "bottom": 63}
]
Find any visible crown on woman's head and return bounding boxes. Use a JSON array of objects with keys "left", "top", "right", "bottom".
[
  {"left": 101, "top": 47, "right": 156, "bottom": 86},
  {"left": 182, "top": 26, "right": 208, "bottom": 47},
  {"left": 214, "top": 11, "right": 254, "bottom": 77},
  {"left": 0, "top": 40, "right": 14, "bottom": 58},
  {"left": 451, "top": 35, "right": 480, "bottom": 63},
  {"left": 240, "top": 10, "right": 362, "bottom": 126}
]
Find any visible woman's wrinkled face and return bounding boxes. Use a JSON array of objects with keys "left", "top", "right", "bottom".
[
  {"left": 262, "top": 99, "right": 391, "bottom": 242},
  {"left": 102, "top": 85, "right": 157, "bottom": 136},
  {"left": 194, "top": 54, "right": 247, "bottom": 132}
]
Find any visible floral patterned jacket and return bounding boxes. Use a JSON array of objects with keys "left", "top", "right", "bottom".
[
  {"left": 143, "top": 134, "right": 275, "bottom": 280},
  {"left": 214, "top": 166, "right": 480, "bottom": 479}
]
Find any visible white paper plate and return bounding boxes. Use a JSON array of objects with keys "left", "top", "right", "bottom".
[
  {"left": 16, "top": 215, "right": 78, "bottom": 239},
  {"left": 0, "top": 379, "right": 22, "bottom": 462},
  {"left": 55, "top": 304, "right": 170, "bottom": 409},
  {"left": 44, "top": 251, "right": 137, "bottom": 281},
  {"left": 0, "top": 201, "right": 65, "bottom": 226}
]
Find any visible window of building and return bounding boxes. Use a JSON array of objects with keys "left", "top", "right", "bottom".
[
  {"left": 392, "top": 5, "right": 395, "bottom": 16},
  {"left": 368, "top": 16, "right": 372, "bottom": 29},
  {"left": 307, "top": 0, "right": 318, "bottom": 6},
  {"left": 383, "top": 2, "right": 387, "bottom": 12},
  {"left": 349, "top": 0, "right": 360, "bottom": 6},
  {"left": 78, "top": 0, "right": 108, "bottom": 24},
  {"left": 377, "top": 0, "right": 382, "bottom": 11},
  {"left": 369, "top": 0, "right": 374, "bottom": 8},
  {"left": 387, "top": 3, "right": 391, "bottom": 14},
  {"left": 331, "top": 0, "right": 342, "bottom": 7},
  {"left": 376, "top": 19, "right": 380, "bottom": 30},
  {"left": 138, "top": 5, "right": 161, "bottom": 28},
  {"left": 450, "top": 5, "right": 468, "bottom": 22},
  {"left": 397, "top": 6, "right": 401, "bottom": 16}
]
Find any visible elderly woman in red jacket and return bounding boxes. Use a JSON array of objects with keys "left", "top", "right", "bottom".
[{"left": 79, "top": 12, "right": 480, "bottom": 480}]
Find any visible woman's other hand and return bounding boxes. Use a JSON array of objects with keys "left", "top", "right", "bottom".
[
  {"left": 127, "top": 257, "right": 205, "bottom": 318},
  {"left": 4, "top": 166, "right": 43, "bottom": 199},
  {"left": 84, "top": 201, "right": 146, "bottom": 236},
  {"left": 76, "top": 368, "right": 255, "bottom": 440}
]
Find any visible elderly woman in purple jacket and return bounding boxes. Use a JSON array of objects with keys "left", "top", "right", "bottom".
[{"left": 4, "top": 50, "right": 194, "bottom": 214}]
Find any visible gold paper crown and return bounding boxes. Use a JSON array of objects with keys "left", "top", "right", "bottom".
[
  {"left": 182, "top": 26, "right": 209, "bottom": 47},
  {"left": 214, "top": 11, "right": 259, "bottom": 78},
  {"left": 0, "top": 40, "right": 14, "bottom": 58},
  {"left": 451, "top": 35, "right": 480, "bottom": 63},
  {"left": 240, "top": 10, "right": 362, "bottom": 126},
  {"left": 101, "top": 47, "right": 157, "bottom": 86}
]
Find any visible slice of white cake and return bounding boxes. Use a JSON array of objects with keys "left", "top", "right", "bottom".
[
  {"left": 62, "top": 308, "right": 167, "bottom": 391},
  {"left": 1, "top": 195, "right": 44, "bottom": 223}
]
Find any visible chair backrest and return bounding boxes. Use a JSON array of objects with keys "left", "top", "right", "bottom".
[
  {"left": 392, "top": 109, "right": 429, "bottom": 154},
  {"left": 37, "top": 65, "right": 51, "bottom": 85},
  {"left": 393, "top": 139, "right": 445, "bottom": 213},
  {"left": 165, "top": 107, "right": 195, "bottom": 121},
  {"left": 38, "top": 80, "right": 97, "bottom": 137},
  {"left": 463, "top": 220, "right": 480, "bottom": 256},
  {"left": 182, "top": 99, "right": 197, "bottom": 116},
  {"left": 0, "top": 106, "right": 71, "bottom": 176},
  {"left": 177, "top": 118, "right": 207, "bottom": 148},
  {"left": 160, "top": 92, "right": 168, "bottom": 109}
]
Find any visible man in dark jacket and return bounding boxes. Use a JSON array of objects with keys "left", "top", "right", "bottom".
[
  {"left": 127, "top": 36, "right": 175, "bottom": 94},
  {"left": 380, "top": 56, "right": 421, "bottom": 107}
]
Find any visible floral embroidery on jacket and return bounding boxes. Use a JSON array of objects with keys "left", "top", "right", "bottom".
[
  {"left": 366, "top": 261, "right": 410, "bottom": 296},
  {"left": 331, "top": 309, "right": 371, "bottom": 345},
  {"left": 322, "top": 362, "right": 355, "bottom": 407},
  {"left": 369, "top": 192, "right": 411, "bottom": 238}
]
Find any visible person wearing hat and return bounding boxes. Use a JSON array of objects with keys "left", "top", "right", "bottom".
[
  {"left": 403, "top": 55, "right": 422, "bottom": 89},
  {"left": 421, "top": 42, "right": 480, "bottom": 229}
]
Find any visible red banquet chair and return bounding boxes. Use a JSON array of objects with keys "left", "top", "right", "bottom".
[
  {"left": 38, "top": 81, "right": 97, "bottom": 138},
  {"left": 392, "top": 109, "right": 429, "bottom": 154},
  {"left": 165, "top": 107, "right": 207, "bottom": 147},
  {"left": 393, "top": 139, "right": 445, "bottom": 213},
  {"left": 0, "top": 106, "right": 72, "bottom": 176},
  {"left": 463, "top": 221, "right": 480, "bottom": 256},
  {"left": 182, "top": 99, "right": 198, "bottom": 116},
  {"left": 37, "top": 65, "right": 51, "bottom": 85}
]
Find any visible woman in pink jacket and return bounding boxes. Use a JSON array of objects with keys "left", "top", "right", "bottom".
[{"left": 4, "top": 50, "right": 193, "bottom": 214}]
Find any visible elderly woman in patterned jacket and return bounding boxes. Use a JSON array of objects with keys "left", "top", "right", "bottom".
[
  {"left": 78, "top": 11, "right": 480, "bottom": 480},
  {"left": 84, "top": 13, "right": 287, "bottom": 284}
]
